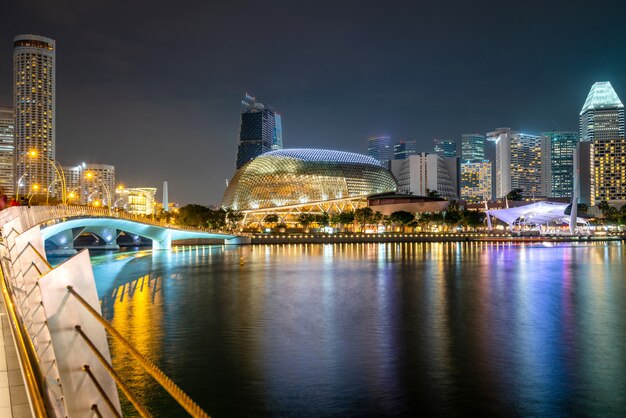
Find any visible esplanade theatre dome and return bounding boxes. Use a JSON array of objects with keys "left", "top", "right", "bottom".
[{"left": 222, "top": 149, "right": 397, "bottom": 210}]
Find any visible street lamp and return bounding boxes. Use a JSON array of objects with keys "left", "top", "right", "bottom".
[
  {"left": 27, "top": 150, "right": 68, "bottom": 205},
  {"left": 15, "top": 173, "right": 28, "bottom": 202},
  {"left": 27, "top": 184, "right": 40, "bottom": 205}
]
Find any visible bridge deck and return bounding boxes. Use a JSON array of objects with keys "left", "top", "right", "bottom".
[{"left": 0, "top": 296, "right": 32, "bottom": 418}]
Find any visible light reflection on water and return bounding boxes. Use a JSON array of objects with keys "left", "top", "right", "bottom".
[{"left": 89, "top": 242, "right": 626, "bottom": 417}]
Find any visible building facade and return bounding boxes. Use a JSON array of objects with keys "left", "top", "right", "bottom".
[
  {"left": 116, "top": 187, "right": 157, "bottom": 215},
  {"left": 460, "top": 162, "right": 492, "bottom": 203},
  {"left": 367, "top": 136, "right": 392, "bottom": 167},
  {"left": 461, "top": 133, "right": 485, "bottom": 162},
  {"left": 0, "top": 108, "right": 14, "bottom": 196},
  {"left": 390, "top": 153, "right": 458, "bottom": 200},
  {"left": 14, "top": 34, "right": 56, "bottom": 197},
  {"left": 223, "top": 148, "right": 397, "bottom": 211},
  {"left": 393, "top": 139, "right": 417, "bottom": 160},
  {"left": 487, "top": 128, "right": 542, "bottom": 199},
  {"left": 541, "top": 132, "right": 579, "bottom": 199},
  {"left": 433, "top": 139, "right": 456, "bottom": 158},
  {"left": 236, "top": 93, "right": 282, "bottom": 169},
  {"left": 579, "top": 81, "right": 625, "bottom": 205},
  {"left": 80, "top": 164, "right": 115, "bottom": 206}
]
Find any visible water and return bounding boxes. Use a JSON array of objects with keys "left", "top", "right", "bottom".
[{"left": 88, "top": 242, "right": 626, "bottom": 417}]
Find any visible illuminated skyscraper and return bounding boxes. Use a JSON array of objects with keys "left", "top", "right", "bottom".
[
  {"left": 80, "top": 164, "right": 115, "bottom": 206},
  {"left": 540, "top": 132, "right": 579, "bottom": 198},
  {"left": 367, "top": 136, "right": 392, "bottom": 166},
  {"left": 433, "top": 139, "right": 456, "bottom": 158},
  {"left": 393, "top": 139, "right": 417, "bottom": 160},
  {"left": 13, "top": 34, "right": 55, "bottom": 196},
  {"left": 0, "top": 108, "right": 14, "bottom": 196},
  {"left": 487, "top": 128, "right": 542, "bottom": 198},
  {"left": 579, "top": 81, "right": 625, "bottom": 205},
  {"left": 390, "top": 153, "right": 458, "bottom": 199},
  {"left": 461, "top": 134, "right": 485, "bottom": 162},
  {"left": 236, "top": 93, "right": 282, "bottom": 169},
  {"left": 461, "top": 162, "right": 492, "bottom": 203}
]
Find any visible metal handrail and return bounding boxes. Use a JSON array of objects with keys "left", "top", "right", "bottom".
[
  {"left": 69, "top": 287, "right": 210, "bottom": 418},
  {"left": 0, "top": 260, "right": 49, "bottom": 417},
  {"left": 75, "top": 326, "right": 150, "bottom": 417}
]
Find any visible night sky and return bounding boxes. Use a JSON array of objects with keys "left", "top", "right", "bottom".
[{"left": 2, "top": 0, "right": 626, "bottom": 205}]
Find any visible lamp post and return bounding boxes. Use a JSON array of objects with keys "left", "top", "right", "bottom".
[
  {"left": 27, "top": 184, "right": 40, "bottom": 205},
  {"left": 85, "top": 171, "right": 111, "bottom": 215},
  {"left": 27, "top": 150, "right": 68, "bottom": 205},
  {"left": 15, "top": 173, "right": 28, "bottom": 202}
]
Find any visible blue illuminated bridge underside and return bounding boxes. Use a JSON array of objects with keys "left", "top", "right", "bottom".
[{"left": 41, "top": 217, "right": 238, "bottom": 250}]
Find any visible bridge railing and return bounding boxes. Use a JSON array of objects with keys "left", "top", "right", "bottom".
[
  {"left": 6, "top": 205, "right": 237, "bottom": 235},
  {"left": 0, "top": 207, "right": 212, "bottom": 417}
]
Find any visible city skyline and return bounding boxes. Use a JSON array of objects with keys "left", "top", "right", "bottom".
[{"left": 2, "top": 1, "right": 626, "bottom": 204}]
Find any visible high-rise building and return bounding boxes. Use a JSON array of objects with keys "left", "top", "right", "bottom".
[
  {"left": 433, "top": 139, "right": 456, "bottom": 158},
  {"left": 390, "top": 153, "right": 458, "bottom": 199},
  {"left": 80, "top": 164, "right": 115, "bottom": 206},
  {"left": 0, "top": 108, "right": 14, "bottom": 196},
  {"left": 393, "top": 139, "right": 417, "bottom": 160},
  {"left": 235, "top": 93, "right": 282, "bottom": 169},
  {"left": 13, "top": 34, "right": 56, "bottom": 197},
  {"left": 461, "top": 162, "right": 492, "bottom": 203},
  {"left": 461, "top": 134, "right": 485, "bottom": 162},
  {"left": 579, "top": 81, "right": 625, "bottom": 205},
  {"left": 367, "top": 136, "right": 392, "bottom": 167},
  {"left": 540, "top": 132, "right": 579, "bottom": 198},
  {"left": 487, "top": 128, "right": 542, "bottom": 199}
]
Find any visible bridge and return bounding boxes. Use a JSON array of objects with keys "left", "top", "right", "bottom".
[
  {"left": 9, "top": 205, "right": 249, "bottom": 254},
  {"left": 0, "top": 206, "right": 249, "bottom": 417}
]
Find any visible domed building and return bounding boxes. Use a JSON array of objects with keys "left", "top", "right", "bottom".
[{"left": 222, "top": 149, "right": 397, "bottom": 223}]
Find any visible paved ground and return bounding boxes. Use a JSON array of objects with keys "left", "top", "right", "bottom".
[{"left": 0, "top": 295, "right": 33, "bottom": 418}]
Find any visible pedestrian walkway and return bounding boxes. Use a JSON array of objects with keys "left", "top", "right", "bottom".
[{"left": 0, "top": 294, "right": 32, "bottom": 418}]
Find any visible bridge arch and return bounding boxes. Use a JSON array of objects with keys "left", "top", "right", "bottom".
[{"left": 41, "top": 217, "right": 238, "bottom": 250}]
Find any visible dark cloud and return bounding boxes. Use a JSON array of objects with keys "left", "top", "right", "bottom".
[{"left": 2, "top": 0, "right": 626, "bottom": 204}]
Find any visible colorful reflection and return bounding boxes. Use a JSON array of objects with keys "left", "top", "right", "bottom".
[{"left": 90, "top": 242, "right": 626, "bottom": 417}]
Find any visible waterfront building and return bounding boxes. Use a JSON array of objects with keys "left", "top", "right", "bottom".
[
  {"left": 13, "top": 34, "right": 56, "bottom": 197},
  {"left": 540, "top": 132, "right": 579, "bottom": 198},
  {"left": 577, "top": 141, "right": 592, "bottom": 206},
  {"left": 460, "top": 161, "right": 492, "bottom": 203},
  {"left": 487, "top": 128, "right": 542, "bottom": 199},
  {"left": 393, "top": 139, "right": 417, "bottom": 160},
  {"left": 461, "top": 134, "right": 485, "bottom": 162},
  {"left": 223, "top": 148, "right": 397, "bottom": 226},
  {"left": 80, "top": 164, "right": 115, "bottom": 206},
  {"left": 61, "top": 164, "right": 82, "bottom": 203},
  {"left": 579, "top": 81, "right": 625, "bottom": 205},
  {"left": 0, "top": 108, "right": 14, "bottom": 196},
  {"left": 433, "top": 139, "right": 456, "bottom": 158},
  {"left": 390, "top": 153, "right": 458, "bottom": 200},
  {"left": 367, "top": 136, "right": 392, "bottom": 166},
  {"left": 115, "top": 187, "right": 157, "bottom": 215},
  {"left": 236, "top": 93, "right": 282, "bottom": 169}
]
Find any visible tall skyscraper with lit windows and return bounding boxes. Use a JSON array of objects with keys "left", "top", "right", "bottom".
[
  {"left": 13, "top": 34, "right": 56, "bottom": 197},
  {"left": 393, "top": 139, "right": 417, "bottom": 160},
  {"left": 461, "top": 134, "right": 485, "bottom": 162},
  {"left": 236, "top": 93, "right": 282, "bottom": 169},
  {"left": 367, "top": 136, "right": 392, "bottom": 167},
  {"left": 487, "top": 128, "right": 542, "bottom": 198},
  {"left": 540, "top": 132, "right": 579, "bottom": 198},
  {"left": 433, "top": 139, "right": 456, "bottom": 158},
  {"left": 0, "top": 108, "right": 14, "bottom": 196},
  {"left": 579, "top": 81, "right": 625, "bottom": 205}
]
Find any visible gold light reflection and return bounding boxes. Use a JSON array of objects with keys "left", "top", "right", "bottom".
[{"left": 109, "top": 274, "right": 163, "bottom": 407}]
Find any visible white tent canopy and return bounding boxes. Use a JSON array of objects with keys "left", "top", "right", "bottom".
[{"left": 486, "top": 201, "right": 587, "bottom": 227}]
